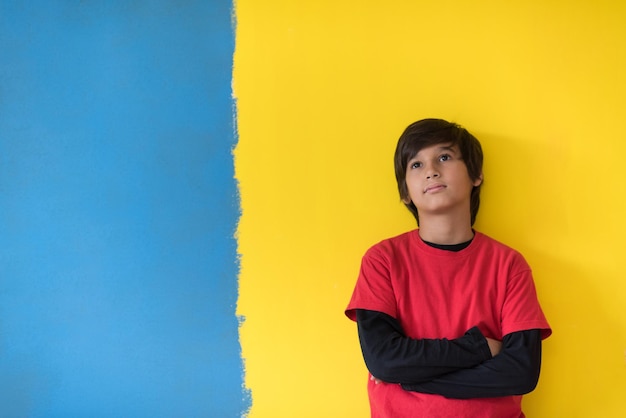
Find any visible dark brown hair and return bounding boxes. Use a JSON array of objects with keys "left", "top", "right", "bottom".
[{"left": 394, "top": 118, "right": 483, "bottom": 225}]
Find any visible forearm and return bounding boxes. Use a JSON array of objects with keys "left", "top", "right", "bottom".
[
  {"left": 402, "top": 329, "right": 542, "bottom": 398},
  {"left": 356, "top": 309, "right": 492, "bottom": 384}
]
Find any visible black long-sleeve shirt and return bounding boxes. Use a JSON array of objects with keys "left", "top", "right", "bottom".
[{"left": 356, "top": 309, "right": 542, "bottom": 399}]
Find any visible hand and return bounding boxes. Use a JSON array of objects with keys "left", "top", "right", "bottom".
[
  {"left": 486, "top": 337, "right": 502, "bottom": 357},
  {"left": 370, "top": 374, "right": 383, "bottom": 385}
]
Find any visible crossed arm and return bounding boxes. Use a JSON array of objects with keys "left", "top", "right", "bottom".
[{"left": 356, "top": 309, "right": 542, "bottom": 399}]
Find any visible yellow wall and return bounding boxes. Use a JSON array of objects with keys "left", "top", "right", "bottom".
[{"left": 234, "top": 1, "right": 626, "bottom": 416}]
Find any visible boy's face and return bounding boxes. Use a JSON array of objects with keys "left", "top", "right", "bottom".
[{"left": 403, "top": 143, "right": 482, "bottom": 219}]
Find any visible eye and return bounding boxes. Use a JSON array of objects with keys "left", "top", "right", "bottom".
[
  {"left": 410, "top": 161, "right": 422, "bottom": 169},
  {"left": 439, "top": 154, "right": 451, "bottom": 162}
]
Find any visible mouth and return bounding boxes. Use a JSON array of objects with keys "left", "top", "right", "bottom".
[{"left": 424, "top": 183, "right": 446, "bottom": 193}]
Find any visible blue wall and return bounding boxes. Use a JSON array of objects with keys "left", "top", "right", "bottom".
[{"left": 0, "top": 1, "right": 249, "bottom": 416}]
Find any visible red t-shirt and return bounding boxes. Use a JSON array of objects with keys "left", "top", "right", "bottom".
[{"left": 346, "top": 230, "right": 551, "bottom": 418}]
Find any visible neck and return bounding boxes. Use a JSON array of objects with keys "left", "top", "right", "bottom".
[{"left": 417, "top": 213, "right": 474, "bottom": 245}]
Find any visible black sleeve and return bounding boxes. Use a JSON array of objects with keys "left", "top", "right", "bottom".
[
  {"left": 356, "top": 309, "right": 492, "bottom": 384},
  {"left": 401, "top": 329, "right": 543, "bottom": 398}
]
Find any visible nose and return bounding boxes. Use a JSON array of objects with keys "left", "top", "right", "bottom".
[{"left": 423, "top": 161, "right": 440, "bottom": 179}]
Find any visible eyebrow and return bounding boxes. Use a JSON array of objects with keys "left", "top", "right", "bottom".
[
  {"left": 436, "top": 145, "right": 457, "bottom": 153},
  {"left": 411, "top": 144, "right": 459, "bottom": 160}
]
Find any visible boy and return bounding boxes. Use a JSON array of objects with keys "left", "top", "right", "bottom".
[{"left": 345, "top": 119, "right": 551, "bottom": 418}]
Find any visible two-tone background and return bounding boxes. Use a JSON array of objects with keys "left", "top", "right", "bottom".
[{"left": 2, "top": 1, "right": 625, "bottom": 417}]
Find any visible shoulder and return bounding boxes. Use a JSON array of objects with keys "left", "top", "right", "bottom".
[
  {"left": 365, "top": 230, "right": 416, "bottom": 256},
  {"left": 473, "top": 231, "right": 530, "bottom": 270},
  {"left": 474, "top": 231, "right": 516, "bottom": 251},
  {"left": 359, "top": 230, "right": 418, "bottom": 269}
]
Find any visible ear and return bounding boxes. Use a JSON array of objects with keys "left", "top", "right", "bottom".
[
  {"left": 402, "top": 196, "right": 412, "bottom": 204},
  {"left": 472, "top": 173, "right": 483, "bottom": 187}
]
